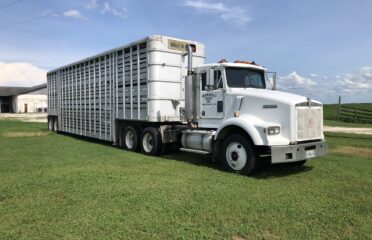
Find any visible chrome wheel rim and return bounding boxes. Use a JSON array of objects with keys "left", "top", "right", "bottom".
[
  {"left": 125, "top": 130, "right": 135, "bottom": 149},
  {"left": 226, "top": 142, "right": 247, "bottom": 171},
  {"left": 142, "top": 132, "right": 154, "bottom": 153}
]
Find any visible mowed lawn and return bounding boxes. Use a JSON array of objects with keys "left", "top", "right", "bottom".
[{"left": 0, "top": 121, "right": 371, "bottom": 239}]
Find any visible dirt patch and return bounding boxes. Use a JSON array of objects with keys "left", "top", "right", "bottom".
[
  {"left": 0, "top": 113, "right": 47, "bottom": 123},
  {"left": 2, "top": 131, "right": 51, "bottom": 138},
  {"left": 232, "top": 235, "right": 248, "bottom": 240},
  {"left": 330, "top": 146, "right": 372, "bottom": 159}
]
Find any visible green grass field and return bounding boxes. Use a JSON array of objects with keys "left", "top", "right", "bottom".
[
  {"left": 323, "top": 103, "right": 372, "bottom": 127},
  {"left": 0, "top": 120, "right": 371, "bottom": 239}
]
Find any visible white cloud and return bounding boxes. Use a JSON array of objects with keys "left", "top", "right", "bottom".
[
  {"left": 278, "top": 71, "right": 317, "bottom": 90},
  {"left": 41, "top": 9, "right": 59, "bottom": 17},
  {"left": 337, "top": 66, "right": 372, "bottom": 92},
  {"left": 309, "top": 73, "right": 318, "bottom": 78},
  {"left": 101, "top": 2, "right": 111, "bottom": 13},
  {"left": 85, "top": 0, "right": 97, "bottom": 9},
  {"left": 359, "top": 66, "right": 372, "bottom": 78},
  {"left": 184, "top": 0, "right": 249, "bottom": 26},
  {"left": 63, "top": 10, "right": 88, "bottom": 21},
  {"left": 100, "top": 2, "right": 128, "bottom": 19},
  {"left": 0, "top": 61, "right": 47, "bottom": 87}
]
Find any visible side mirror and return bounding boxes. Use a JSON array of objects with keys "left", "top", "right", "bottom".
[
  {"left": 272, "top": 72, "right": 277, "bottom": 90},
  {"left": 265, "top": 72, "right": 277, "bottom": 90},
  {"left": 207, "top": 68, "right": 215, "bottom": 91}
]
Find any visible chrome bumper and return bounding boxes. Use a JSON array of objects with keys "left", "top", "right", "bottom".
[{"left": 271, "top": 140, "right": 327, "bottom": 164}]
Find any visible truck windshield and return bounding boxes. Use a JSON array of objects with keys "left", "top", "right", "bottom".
[{"left": 225, "top": 67, "right": 266, "bottom": 89}]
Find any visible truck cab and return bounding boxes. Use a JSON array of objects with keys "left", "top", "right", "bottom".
[{"left": 182, "top": 57, "right": 327, "bottom": 174}]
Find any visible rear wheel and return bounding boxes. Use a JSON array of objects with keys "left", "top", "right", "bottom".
[
  {"left": 48, "top": 118, "right": 53, "bottom": 131},
  {"left": 221, "top": 134, "right": 256, "bottom": 175},
  {"left": 53, "top": 118, "right": 58, "bottom": 132},
  {"left": 123, "top": 126, "right": 139, "bottom": 151},
  {"left": 140, "top": 127, "right": 163, "bottom": 156}
]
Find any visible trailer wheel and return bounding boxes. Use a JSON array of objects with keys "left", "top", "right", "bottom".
[
  {"left": 48, "top": 118, "right": 53, "bottom": 131},
  {"left": 123, "top": 126, "right": 139, "bottom": 151},
  {"left": 53, "top": 118, "right": 58, "bottom": 132},
  {"left": 140, "top": 127, "right": 163, "bottom": 156},
  {"left": 221, "top": 134, "right": 256, "bottom": 175}
]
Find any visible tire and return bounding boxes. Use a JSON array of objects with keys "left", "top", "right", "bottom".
[
  {"left": 221, "top": 134, "right": 256, "bottom": 175},
  {"left": 122, "top": 126, "right": 140, "bottom": 151},
  {"left": 140, "top": 127, "right": 163, "bottom": 156},
  {"left": 48, "top": 118, "right": 53, "bottom": 131},
  {"left": 53, "top": 118, "right": 58, "bottom": 132}
]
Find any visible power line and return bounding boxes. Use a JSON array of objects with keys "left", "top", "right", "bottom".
[
  {"left": 0, "top": 0, "right": 25, "bottom": 10},
  {"left": 0, "top": 14, "right": 50, "bottom": 29},
  {"left": 0, "top": 1, "right": 92, "bottom": 30}
]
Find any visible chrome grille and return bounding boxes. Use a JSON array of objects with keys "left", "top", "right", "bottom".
[{"left": 296, "top": 107, "right": 322, "bottom": 141}]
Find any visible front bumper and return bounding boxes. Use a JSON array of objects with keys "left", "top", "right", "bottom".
[{"left": 270, "top": 140, "right": 327, "bottom": 164}]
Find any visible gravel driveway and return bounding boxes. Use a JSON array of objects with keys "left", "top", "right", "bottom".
[{"left": 324, "top": 126, "right": 372, "bottom": 135}]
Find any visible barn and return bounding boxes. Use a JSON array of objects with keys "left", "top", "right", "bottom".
[{"left": 0, "top": 84, "right": 47, "bottom": 113}]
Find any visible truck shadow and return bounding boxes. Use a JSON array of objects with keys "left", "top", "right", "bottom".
[
  {"left": 164, "top": 150, "right": 314, "bottom": 179},
  {"left": 252, "top": 163, "right": 313, "bottom": 179}
]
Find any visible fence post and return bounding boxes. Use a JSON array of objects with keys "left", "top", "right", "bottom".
[
  {"left": 337, "top": 96, "right": 341, "bottom": 119},
  {"left": 354, "top": 107, "right": 357, "bottom": 121}
]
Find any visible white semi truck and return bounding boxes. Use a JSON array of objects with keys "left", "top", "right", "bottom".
[{"left": 47, "top": 35, "right": 326, "bottom": 175}]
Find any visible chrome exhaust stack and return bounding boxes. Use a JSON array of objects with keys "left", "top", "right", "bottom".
[{"left": 185, "top": 44, "right": 197, "bottom": 127}]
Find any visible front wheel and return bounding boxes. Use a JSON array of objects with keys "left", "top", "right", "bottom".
[{"left": 221, "top": 134, "right": 256, "bottom": 175}]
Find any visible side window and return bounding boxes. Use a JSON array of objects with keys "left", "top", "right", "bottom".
[
  {"left": 201, "top": 72, "right": 207, "bottom": 91},
  {"left": 214, "top": 70, "right": 223, "bottom": 89}
]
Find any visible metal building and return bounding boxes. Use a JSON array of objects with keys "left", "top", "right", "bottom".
[{"left": 0, "top": 84, "right": 47, "bottom": 113}]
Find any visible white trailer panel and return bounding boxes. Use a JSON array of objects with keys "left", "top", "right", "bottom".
[{"left": 47, "top": 35, "right": 205, "bottom": 141}]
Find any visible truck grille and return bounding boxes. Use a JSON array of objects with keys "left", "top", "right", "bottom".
[{"left": 296, "top": 107, "right": 322, "bottom": 141}]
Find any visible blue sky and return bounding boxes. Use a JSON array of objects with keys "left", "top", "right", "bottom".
[{"left": 0, "top": 0, "right": 371, "bottom": 103}]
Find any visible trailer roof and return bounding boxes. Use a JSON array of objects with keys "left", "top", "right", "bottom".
[{"left": 47, "top": 35, "right": 204, "bottom": 75}]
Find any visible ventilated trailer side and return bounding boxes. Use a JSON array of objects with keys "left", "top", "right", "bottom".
[{"left": 47, "top": 35, "right": 205, "bottom": 143}]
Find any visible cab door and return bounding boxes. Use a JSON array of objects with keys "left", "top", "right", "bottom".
[{"left": 200, "top": 69, "right": 224, "bottom": 119}]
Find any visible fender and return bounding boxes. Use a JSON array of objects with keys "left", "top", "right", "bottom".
[{"left": 215, "top": 116, "right": 267, "bottom": 146}]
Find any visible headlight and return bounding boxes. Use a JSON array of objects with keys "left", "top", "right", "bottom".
[{"left": 265, "top": 126, "right": 280, "bottom": 135}]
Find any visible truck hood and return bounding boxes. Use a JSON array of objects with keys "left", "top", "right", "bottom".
[{"left": 228, "top": 88, "right": 320, "bottom": 106}]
